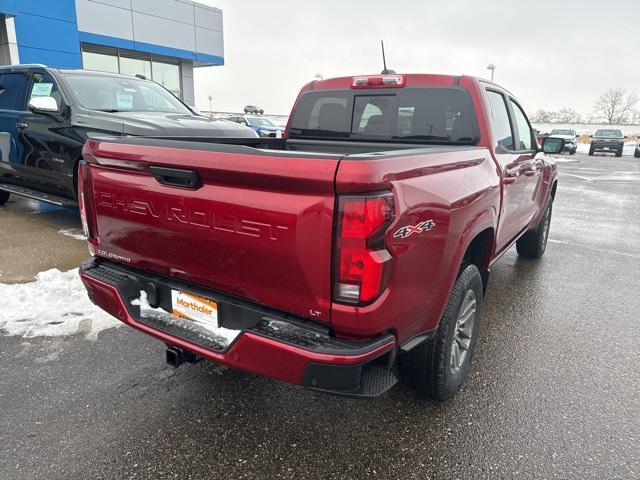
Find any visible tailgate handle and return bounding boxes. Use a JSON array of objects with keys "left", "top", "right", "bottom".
[{"left": 150, "top": 166, "right": 200, "bottom": 189}]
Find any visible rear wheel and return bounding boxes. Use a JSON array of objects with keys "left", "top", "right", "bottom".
[
  {"left": 635, "top": 148, "right": 640, "bottom": 159},
  {"left": 399, "top": 263, "right": 483, "bottom": 401},
  {"left": 0, "top": 189, "right": 9, "bottom": 205},
  {"left": 516, "top": 202, "right": 552, "bottom": 259}
]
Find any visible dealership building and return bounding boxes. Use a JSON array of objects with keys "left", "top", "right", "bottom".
[{"left": 0, "top": 0, "right": 224, "bottom": 105}]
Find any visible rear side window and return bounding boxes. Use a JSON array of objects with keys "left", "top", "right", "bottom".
[
  {"left": 486, "top": 91, "right": 514, "bottom": 150},
  {"left": 290, "top": 88, "right": 477, "bottom": 143},
  {"left": 0, "top": 73, "right": 29, "bottom": 111},
  {"left": 510, "top": 100, "right": 533, "bottom": 151}
]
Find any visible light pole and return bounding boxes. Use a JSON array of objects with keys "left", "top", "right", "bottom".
[
  {"left": 486, "top": 64, "right": 496, "bottom": 82},
  {"left": 208, "top": 94, "right": 213, "bottom": 116}
]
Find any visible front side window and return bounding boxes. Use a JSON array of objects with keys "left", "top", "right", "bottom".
[
  {"left": 0, "top": 72, "right": 29, "bottom": 110},
  {"left": 486, "top": 91, "right": 514, "bottom": 150},
  {"left": 62, "top": 73, "right": 190, "bottom": 114},
  {"left": 510, "top": 100, "right": 533, "bottom": 151},
  {"left": 29, "top": 72, "right": 63, "bottom": 110}
]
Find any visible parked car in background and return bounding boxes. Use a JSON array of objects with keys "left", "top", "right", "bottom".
[
  {"left": 244, "top": 105, "right": 264, "bottom": 114},
  {"left": 226, "top": 114, "right": 285, "bottom": 137},
  {"left": 549, "top": 128, "right": 577, "bottom": 154},
  {"left": 635, "top": 138, "right": 640, "bottom": 158},
  {"left": 0, "top": 65, "right": 257, "bottom": 208},
  {"left": 79, "top": 72, "right": 559, "bottom": 401},
  {"left": 589, "top": 129, "right": 624, "bottom": 157}
]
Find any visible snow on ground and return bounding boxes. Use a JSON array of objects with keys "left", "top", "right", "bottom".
[
  {"left": 132, "top": 290, "right": 240, "bottom": 347},
  {"left": 0, "top": 268, "right": 120, "bottom": 340}
]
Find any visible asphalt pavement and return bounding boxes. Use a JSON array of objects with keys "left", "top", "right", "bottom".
[{"left": 0, "top": 152, "right": 639, "bottom": 479}]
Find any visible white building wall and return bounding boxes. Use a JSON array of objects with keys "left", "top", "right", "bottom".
[{"left": 75, "top": 0, "right": 223, "bottom": 59}]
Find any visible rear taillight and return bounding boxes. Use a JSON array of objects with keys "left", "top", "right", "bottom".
[
  {"left": 77, "top": 160, "right": 95, "bottom": 251},
  {"left": 351, "top": 75, "right": 405, "bottom": 89},
  {"left": 334, "top": 192, "right": 395, "bottom": 304}
]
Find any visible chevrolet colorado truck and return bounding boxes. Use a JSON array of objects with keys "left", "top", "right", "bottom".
[{"left": 79, "top": 74, "right": 560, "bottom": 400}]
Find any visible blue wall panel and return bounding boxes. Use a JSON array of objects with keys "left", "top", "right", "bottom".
[
  {"left": 12, "top": 0, "right": 77, "bottom": 22},
  {"left": 5, "top": 0, "right": 82, "bottom": 68}
]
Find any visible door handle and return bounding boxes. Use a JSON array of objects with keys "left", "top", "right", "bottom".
[
  {"left": 504, "top": 176, "right": 517, "bottom": 185},
  {"left": 150, "top": 166, "right": 200, "bottom": 189},
  {"left": 523, "top": 170, "right": 535, "bottom": 177},
  {"left": 16, "top": 122, "right": 28, "bottom": 129}
]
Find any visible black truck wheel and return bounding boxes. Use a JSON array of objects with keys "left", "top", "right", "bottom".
[
  {"left": 588, "top": 147, "right": 595, "bottom": 156},
  {"left": 399, "top": 263, "right": 483, "bottom": 401},
  {"left": 615, "top": 148, "right": 623, "bottom": 157},
  {"left": 635, "top": 148, "right": 640, "bottom": 158},
  {"left": 516, "top": 202, "right": 552, "bottom": 259},
  {"left": 0, "top": 189, "right": 9, "bottom": 205}
]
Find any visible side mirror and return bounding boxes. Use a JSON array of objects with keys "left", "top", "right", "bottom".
[
  {"left": 28, "top": 96, "right": 59, "bottom": 113},
  {"left": 542, "top": 137, "right": 564, "bottom": 154}
]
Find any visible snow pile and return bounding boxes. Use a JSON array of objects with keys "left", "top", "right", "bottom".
[
  {"left": 132, "top": 290, "right": 240, "bottom": 347},
  {"left": 0, "top": 268, "right": 120, "bottom": 340}
]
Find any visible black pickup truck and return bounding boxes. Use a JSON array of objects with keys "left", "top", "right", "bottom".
[
  {"left": 589, "top": 129, "right": 624, "bottom": 157},
  {"left": 0, "top": 65, "right": 256, "bottom": 207}
]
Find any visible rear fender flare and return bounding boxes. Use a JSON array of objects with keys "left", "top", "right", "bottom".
[{"left": 434, "top": 207, "right": 497, "bottom": 324}]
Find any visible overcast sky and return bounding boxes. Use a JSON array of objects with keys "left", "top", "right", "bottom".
[{"left": 194, "top": 0, "right": 637, "bottom": 117}]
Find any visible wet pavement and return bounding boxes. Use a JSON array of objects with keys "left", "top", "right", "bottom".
[{"left": 1, "top": 153, "right": 639, "bottom": 479}]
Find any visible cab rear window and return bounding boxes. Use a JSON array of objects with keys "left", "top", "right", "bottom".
[{"left": 289, "top": 88, "right": 478, "bottom": 143}]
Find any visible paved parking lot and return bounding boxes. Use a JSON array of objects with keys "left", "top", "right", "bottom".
[{"left": 1, "top": 153, "right": 639, "bottom": 479}]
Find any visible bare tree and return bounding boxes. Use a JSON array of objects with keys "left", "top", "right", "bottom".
[
  {"left": 556, "top": 107, "right": 581, "bottom": 124},
  {"left": 530, "top": 109, "right": 556, "bottom": 123},
  {"left": 593, "top": 88, "right": 639, "bottom": 124}
]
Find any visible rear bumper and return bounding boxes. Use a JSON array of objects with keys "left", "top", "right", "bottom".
[{"left": 79, "top": 259, "right": 397, "bottom": 397}]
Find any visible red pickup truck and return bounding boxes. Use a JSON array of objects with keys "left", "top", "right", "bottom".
[{"left": 79, "top": 74, "right": 560, "bottom": 400}]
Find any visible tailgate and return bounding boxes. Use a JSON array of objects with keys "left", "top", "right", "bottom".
[{"left": 83, "top": 139, "right": 339, "bottom": 322}]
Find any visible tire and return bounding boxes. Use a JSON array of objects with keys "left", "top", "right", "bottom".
[
  {"left": 516, "top": 202, "right": 552, "bottom": 259},
  {"left": 399, "top": 263, "right": 483, "bottom": 401},
  {"left": 615, "top": 149, "right": 623, "bottom": 158},
  {"left": 570, "top": 148, "right": 576, "bottom": 155},
  {"left": 0, "top": 189, "right": 9, "bottom": 205},
  {"left": 588, "top": 147, "right": 595, "bottom": 156},
  {"left": 635, "top": 148, "right": 640, "bottom": 159}
]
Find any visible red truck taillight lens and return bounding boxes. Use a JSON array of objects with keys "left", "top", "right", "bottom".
[{"left": 334, "top": 193, "right": 394, "bottom": 304}]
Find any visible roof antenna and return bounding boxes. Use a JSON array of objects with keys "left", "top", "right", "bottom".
[{"left": 380, "top": 40, "right": 396, "bottom": 74}]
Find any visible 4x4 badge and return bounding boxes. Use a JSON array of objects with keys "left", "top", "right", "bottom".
[{"left": 393, "top": 220, "right": 436, "bottom": 239}]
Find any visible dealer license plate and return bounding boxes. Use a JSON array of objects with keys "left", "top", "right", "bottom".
[{"left": 171, "top": 290, "right": 219, "bottom": 328}]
